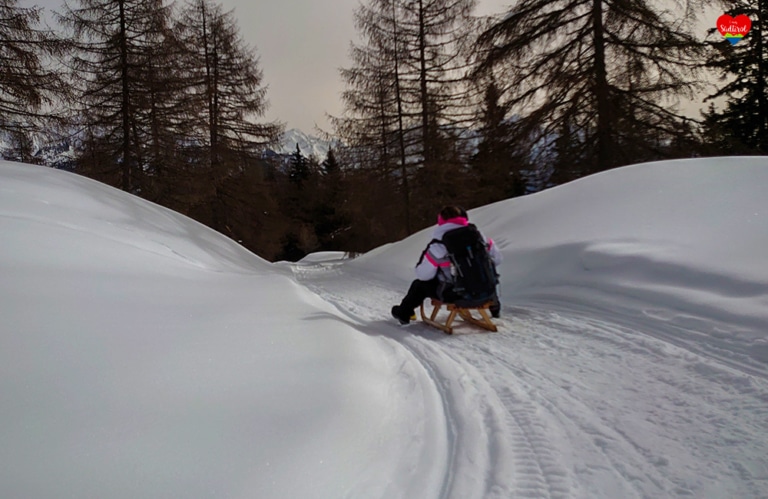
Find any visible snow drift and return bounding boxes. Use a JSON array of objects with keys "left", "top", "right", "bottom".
[
  {"left": 2, "top": 157, "right": 767, "bottom": 498},
  {"left": 0, "top": 162, "right": 444, "bottom": 498}
]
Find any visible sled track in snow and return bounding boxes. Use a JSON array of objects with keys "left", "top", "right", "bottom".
[
  {"left": 290, "top": 262, "right": 569, "bottom": 498},
  {"left": 462, "top": 322, "right": 685, "bottom": 497},
  {"left": 289, "top": 262, "right": 768, "bottom": 499}
]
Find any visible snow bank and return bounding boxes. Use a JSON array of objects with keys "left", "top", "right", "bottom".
[
  {"left": 357, "top": 157, "right": 768, "bottom": 337},
  {"left": 0, "top": 161, "right": 443, "bottom": 498},
  {"left": 298, "top": 251, "right": 350, "bottom": 263}
]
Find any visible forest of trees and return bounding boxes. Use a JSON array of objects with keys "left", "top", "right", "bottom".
[{"left": 1, "top": 0, "right": 767, "bottom": 261}]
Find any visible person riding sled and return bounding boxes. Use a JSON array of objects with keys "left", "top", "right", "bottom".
[{"left": 391, "top": 205, "right": 502, "bottom": 325}]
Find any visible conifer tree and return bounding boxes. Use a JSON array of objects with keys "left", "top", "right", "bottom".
[
  {"left": 176, "top": 0, "right": 282, "bottom": 230},
  {"left": 335, "top": 0, "right": 479, "bottom": 235},
  {"left": 403, "top": 0, "right": 479, "bottom": 165},
  {"left": 307, "top": 147, "right": 350, "bottom": 252},
  {"left": 470, "top": 80, "right": 529, "bottom": 203},
  {"left": 0, "top": 0, "right": 66, "bottom": 156},
  {"left": 321, "top": 147, "right": 339, "bottom": 175},
  {"left": 59, "top": 0, "right": 175, "bottom": 191},
  {"left": 130, "top": 8, "right": 191, "bottom": 206},
  {"left": 288, "top": 143, "right": 312, "bottom": 186},
  {"left": 475, "top": 0, "right": 705, "bottom": 177},
  {"left": 703, "top": 3, "right": 767, "bottom": 153},
  {"left": 333, "top": 0, "right": 412, "bottom": 232}
]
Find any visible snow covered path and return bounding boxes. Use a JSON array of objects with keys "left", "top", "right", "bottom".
[
  {"left": 288, "top": 260, "right": 768, "bottom": 499},
  {"left": 4, "top": 159, "right": 767, "bottom": 498}
]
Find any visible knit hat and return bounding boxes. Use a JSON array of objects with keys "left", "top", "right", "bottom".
[{"left": 437, "top": 205, "right": 468, "bottom": 225}]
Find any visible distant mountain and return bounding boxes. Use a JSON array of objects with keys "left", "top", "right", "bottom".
[
  {"left": 0, "top": 132, "right": 77, "bottom": 171},
  {"left": 271, "top": 129, "right": 335, "bottom": 159},
  {"left": 1, "top": 128, "right": 336, "bottom": 169}
]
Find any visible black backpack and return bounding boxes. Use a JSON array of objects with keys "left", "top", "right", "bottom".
[{"left": 440, "top": 224, "right": 498, "bottom": 306}]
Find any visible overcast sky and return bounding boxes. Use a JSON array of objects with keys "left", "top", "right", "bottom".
[
  {"left": 24, "top": 0, "right": 510, "bottom": 134},
  {"left": 217, "top": 0, "right": 511, "bottom": 133}
]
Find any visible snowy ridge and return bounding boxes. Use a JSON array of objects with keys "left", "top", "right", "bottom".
[
  {"left": 271, "top": 128, "right": 334, "bottom": 159},
  {"left": 0, "top": 128, "right": 332, "bottom": 167},
  {"left": 2, "top": 158, "right": 768, "bottom": 498}
]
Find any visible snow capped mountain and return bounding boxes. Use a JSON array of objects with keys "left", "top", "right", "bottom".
[
  {"left": 0, "top": 128, "right": 334, "bottom": 167},
  {"left": 0, "top": 131, "right": 76, "bottom": 170},
  {"left": 272, "top": 128, "right": 335, "bottom": 159}
]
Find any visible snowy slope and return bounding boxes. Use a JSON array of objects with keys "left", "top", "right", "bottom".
[
  {"left": 0, "top": 162, "right": 444, "bottom": 498},
  {"left": 2, "top": 158, "right": 767, "bottom": 498},
  {"left": 272, "top": 128, "right": 334, "bottom": 159},
  {"left": 352, "top": 157, "right": 768, "bottom": 368}
]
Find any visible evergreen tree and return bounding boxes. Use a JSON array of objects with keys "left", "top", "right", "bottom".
[
  {"left": 218, "top": 156, "right": 288, "bottom": 260},
  {"left": 475, "top": 0, "right": 705, "bottom": 177},
  {"left": 548, "top": 113, "right": 587, "bottom": 185},
  {"left": 289, "top": 143, "right": 310, "bottom": 185},
  {"left": 470, "top": 80, "right": 529, "bottom": 203},
  {"left": 273, "top": 143, "right": 326, "bottom": 260},
  {"left": 703, "top": 3, "right": 768, "bottom": 154},
  {"left": 321, "top": 146, "right": 339, "bottom": 175},
  {"left": 314, "top": 147, "right": 351, "bottom": 250}
]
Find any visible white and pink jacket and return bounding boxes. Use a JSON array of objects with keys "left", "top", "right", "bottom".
[{"left": 414, "top": 216, "right": 502, "bottom": 282}]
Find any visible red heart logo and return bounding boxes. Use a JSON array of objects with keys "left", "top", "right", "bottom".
[{"left": 717, "top": 14, "right": 751, "bottom": 44}]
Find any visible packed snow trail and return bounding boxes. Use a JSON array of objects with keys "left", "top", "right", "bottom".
[{"left": 287, "top": 260, "right": 768, "bottom": 499}]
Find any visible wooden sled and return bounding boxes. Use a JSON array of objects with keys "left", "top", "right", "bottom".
[{"left": 419, "top": 299, "right": 498, "bottom": 335}]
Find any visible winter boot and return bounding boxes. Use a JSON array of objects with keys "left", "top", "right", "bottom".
[{"left": 391, "top": 305, "right": 411, "bottom": 325}]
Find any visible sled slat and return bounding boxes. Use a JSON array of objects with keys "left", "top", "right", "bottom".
[{"left": 419, "top": 299, "right": 497, "bottom": 334}]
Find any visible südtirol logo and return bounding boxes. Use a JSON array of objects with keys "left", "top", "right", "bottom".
[{"left": 717, "top": 14, "right": 751, "bottom": 45}]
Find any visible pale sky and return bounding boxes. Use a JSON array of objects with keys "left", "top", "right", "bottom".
[
  {"left": 218, "top": 0, "right": 512, "bottom": 133},
  {"left": 24, "top": 0, "right": 511, "bottom": 133},
  {"left": 220, "top": 0, "right": 718, "bottom": 132}
]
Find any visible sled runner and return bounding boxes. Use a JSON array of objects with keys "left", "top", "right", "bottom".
[{"left": 419, "top": 299, "right": 498, "bottom": 335}]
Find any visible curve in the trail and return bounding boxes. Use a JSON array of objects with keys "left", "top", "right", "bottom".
[
  {"left": 289, "top": 261, "right": 768, "bottom": 499},
  {"left": 290, "top": 262, "right": 563, "bottom": 498}
]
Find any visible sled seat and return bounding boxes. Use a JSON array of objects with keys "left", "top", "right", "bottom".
[{"left": 419, "top": 299, "right": 498, "bottom": 335}]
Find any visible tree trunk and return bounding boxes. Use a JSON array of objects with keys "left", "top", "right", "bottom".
[
  {"left": 757, "top": 0, "right": 767, "bottom": 151},
  {"left": 118, "top": 0, "right": 132, "bottom": 191},
  {"left": 592, "top": 0, "right": 612, "bottom": 172},
  {"left": 392, "top": 0, "right": 411, "bottom": 234},
  {"left": 417, "top": 0, "right": 431, "bottom": 168}
]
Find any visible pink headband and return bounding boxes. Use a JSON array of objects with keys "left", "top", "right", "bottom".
[{"left": 437, "top": 215, "right": 469, "bottom": 226}]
